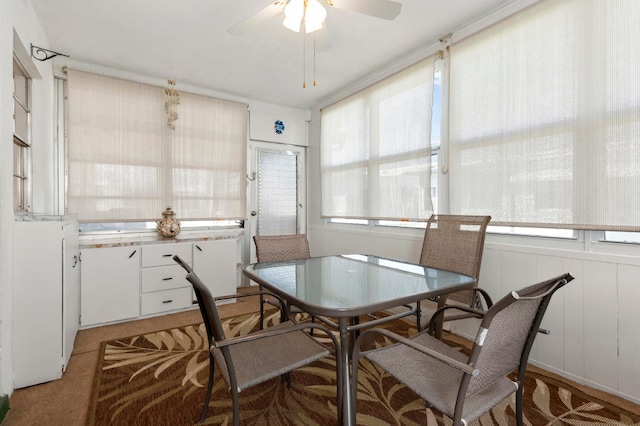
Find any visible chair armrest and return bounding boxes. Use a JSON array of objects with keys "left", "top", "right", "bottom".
[
  {"left": 474, "top": 288, "right": 494, "bottom": 309},
  {"left": 427, "top": 305, "right": 487, "bottom": 335},
  {"left": 214, "top": 321, "right": 340, "bottom": 355},
  {"left": 213, "top": 290, "right": 282, "bottom": 306},
  {"left": 353, "top": 328, "right": 478, "bottom": 377},
  {"left": 213, "top": 290, "right": 285, "bottom": 307}
]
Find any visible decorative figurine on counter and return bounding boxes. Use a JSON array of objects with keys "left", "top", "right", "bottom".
[{"left": 157, "top": 207, "right": 181, "bottom": 238}]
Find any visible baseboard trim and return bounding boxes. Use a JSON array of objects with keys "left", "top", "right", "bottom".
[{"left": 0, "top": 394, "right": 9, "bottom": 424}]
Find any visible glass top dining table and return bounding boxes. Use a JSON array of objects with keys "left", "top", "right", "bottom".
[{"left": 243, "top": 254, "right": 476, "bottom": 425}]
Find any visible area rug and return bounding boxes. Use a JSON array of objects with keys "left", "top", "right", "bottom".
[{"left": 87, "top": 311, "right": 640, "bottom": 425}]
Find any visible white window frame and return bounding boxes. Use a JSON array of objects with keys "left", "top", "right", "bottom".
[{"left": 13, "top": 56, "right": 31, "bottom": 213}]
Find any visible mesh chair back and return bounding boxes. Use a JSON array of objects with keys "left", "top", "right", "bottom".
[
  {"left": 419, "top": 215, "right": 491, "bottom": 304},
  {"left": 464, "top": 273, "right": 574, "bottom": 397},
  {"left": 174, "top": 255, "right": 238, "bottom": 387},
  {"left": 254, "top": 234, "right": 311, "bottom": 262},
  {"left": 173, "top": 255, "right": 226, "bottom": 344}
]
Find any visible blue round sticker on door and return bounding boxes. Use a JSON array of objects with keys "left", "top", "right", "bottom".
[{"left": 274, "top": 120, "right": 285, "bottom": 135}]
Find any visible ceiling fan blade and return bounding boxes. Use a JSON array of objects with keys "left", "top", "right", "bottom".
[
  {"left": 227, "top": 2, "right": 284, "bottom": 36},
  {"left": 327, "top": 0, "right": 402, "bottom": 20}
]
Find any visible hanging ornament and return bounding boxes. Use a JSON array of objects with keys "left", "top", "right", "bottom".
[{"left": 164, "top": 79, "right": 180, "bottom": 130}]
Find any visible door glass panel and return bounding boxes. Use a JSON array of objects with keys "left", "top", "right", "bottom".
[{"left": 257, "top": 150, "right": 298, "bottom": 235}]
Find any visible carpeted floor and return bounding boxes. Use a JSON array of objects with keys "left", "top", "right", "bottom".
[
  {"left": 4, "top": 287, "right": 262, "bottom": 426},
  {"left": 6, "top": 287, "right": 640, "bottom": 425},
  {"left": 87, "top": 311, "right": 640, "bottom": 425}
]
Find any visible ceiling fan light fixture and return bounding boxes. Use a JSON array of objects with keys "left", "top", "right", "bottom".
[
  {"left": 304, "top": 0, "right": 327, "bottom": 33},
  {"left": 283, "top": 0, "right": 304, "bottom": 32},
  {"left": 283, "top": 0, "right": 327, "bottom": 33}
]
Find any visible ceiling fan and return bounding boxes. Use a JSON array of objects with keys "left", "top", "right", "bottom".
[{"left": 227, "top": 0, "right": 403, "bottom": 36}]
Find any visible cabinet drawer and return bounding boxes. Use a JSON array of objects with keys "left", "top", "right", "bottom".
[
  {"left": 141, "top": 265, "right": 191, "bottom": 293},
  {"left": 141, "top": 288, "right": 193, "bottom": 316},
  {"left": 142, "top": 243, "right": 192, "bottom": 267}
]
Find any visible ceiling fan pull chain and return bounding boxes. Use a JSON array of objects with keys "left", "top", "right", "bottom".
[
  {"left": 313, "top": 31, "right": 317, "bottom": 87},
  {"left": 303, "top": 30, "right": 307, "bottom": 88}
]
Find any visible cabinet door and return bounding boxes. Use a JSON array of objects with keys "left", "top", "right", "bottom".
[
  {"left": 80, "top": 247, "right": 140, "bottom": 326},
  {"left": 193, "top": 239, "right": 237, "bottom": 298},
  {"left": 13, "top": 221, "right": 63, "bottom": 388},
  {"left": 62, "top": 221, "right": 80, "bottom": 371}
]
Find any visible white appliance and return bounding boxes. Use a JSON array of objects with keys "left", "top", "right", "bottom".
[{"left": 13, "top": 215, "right": 80, "bottom": 388}]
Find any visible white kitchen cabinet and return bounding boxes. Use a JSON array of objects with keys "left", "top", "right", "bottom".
[
  {"left": 80, "top": 246, "right": 140, "bottom": 326},
  {"left": 140, "top": 243, "right": 193, "bottom": 315},
  {"left": 78, "top": 233, "right": 242, "bottom": 327},
  {"left": 13, "top": 215, "right": 80, "bottom": 388},
  {"left": 193, "top": 239, "right": 238, "bottom": 300}
]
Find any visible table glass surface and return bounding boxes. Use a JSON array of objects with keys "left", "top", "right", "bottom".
[{"left": 243, "top": 254, "right": 475, "bottom": 316}]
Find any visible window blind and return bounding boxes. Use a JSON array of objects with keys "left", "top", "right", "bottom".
[
  {"left": 67, "top": 69, "right": 247, "bottom": 222},
  {"left": 448, "top": 0, "right": 640, "bottom": 231},
  {"left": 320, "top": 55, "right": 435, "bottom": 220}
]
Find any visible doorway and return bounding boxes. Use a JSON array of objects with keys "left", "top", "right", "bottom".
[{"left": 246, "top": 141, "right": 306, "bottom": 265}]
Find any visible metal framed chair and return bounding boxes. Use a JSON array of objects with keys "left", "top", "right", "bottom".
[
  {"left": 417, "top": 214, "right": 492, "bottom": 333},
  {"left": 388, "top": 214, "right": 492, "bottom": 333},
  {"left": 173, "top": 255, "right": 342, "bottom": 425},
  {"left": 253, "top": 234, "right": 311, "bottom": 262},
  {"left": 352, "top": 272, "right": 574, "bottom": 426},
  {"left": 253, "top": 234, "right": 311, "bottom": 326}
]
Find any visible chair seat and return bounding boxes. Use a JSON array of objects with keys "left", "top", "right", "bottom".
[
  {"left": 214, "top": 320, "right": 331, "bottom": 392},
  {"left": 365, "top": 332, "right": 516, "bottom": 423},
  {"left": 354, "top": 273, "right": 574, "bottom": 425},
  {"left": 174, "top": 254, "right": 342, "bottom": 425}
]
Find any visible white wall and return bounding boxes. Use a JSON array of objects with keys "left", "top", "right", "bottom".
[
  {"left": 1, "top": 0, "right": 58, "bottom": 396},
  {"left": 476, "top": 241, "right": 640, "bottom": 404},
  {"left": 0, "top": 0, "right": 14, "bottom": 399}
]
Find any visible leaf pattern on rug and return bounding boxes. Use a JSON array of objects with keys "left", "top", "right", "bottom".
[{"left": 89, "top": 312, "right": 640, "bottom": 426}]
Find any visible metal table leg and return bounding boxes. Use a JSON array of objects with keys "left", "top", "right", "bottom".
[{"left": 339, "top": 317, "right": 353, "bottom": 425}]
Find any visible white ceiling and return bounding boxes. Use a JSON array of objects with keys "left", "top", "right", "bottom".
[{"left": 29, "top": 0, "right": 516, "bottom": 110}]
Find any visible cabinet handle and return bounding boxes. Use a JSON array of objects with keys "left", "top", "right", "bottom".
[
  {"left": 162, "top": 254, "right": 172, "bottom": 257},
  {"left": 162, "top": 299, "right": 173, "bottom": 304},
  {"left": 196, "top": 245, "right": 203, "bottom": 252},
  {"left": 162, "top": 277, "right": 173, "bottom": 281},
  {"left": 129, "top": 250, "right": 137, "bottom": 258}
]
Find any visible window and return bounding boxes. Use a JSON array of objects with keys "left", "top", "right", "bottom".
[
  {"left": 448, "top": 0, "right": 640, "bottom": 232},
  {"left": 328, "top": 61, "right": 441, "bottom": 229},
  {"left": 604, "top": 231, "right": 640, "bottom": 244},
  {"left": 13, "top": 57, "right": 30, "bottom": 212},
  {"left": 66, "top": 69, "right": 247, "bottom": 224},
  {"left": 321, "top": 55, "right": 436, "bottom": 222}
]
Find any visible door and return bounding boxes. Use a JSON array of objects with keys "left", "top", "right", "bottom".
[
  {"left": 247, "top": 141, "right": 306, "bottom": 264},
  {"left": 193, "top": 239, "right": 237, "bottom": 299}
]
